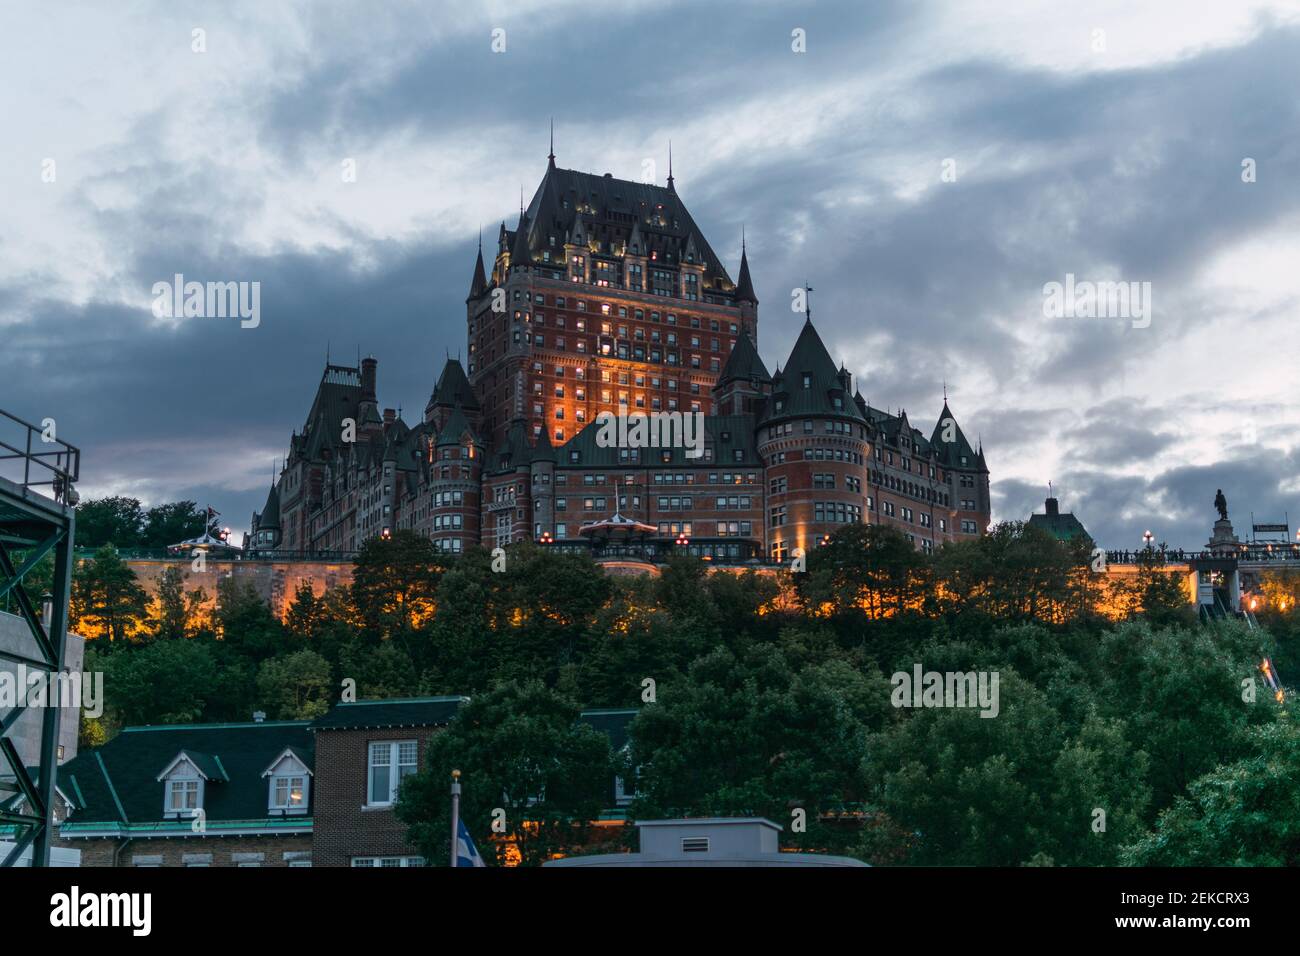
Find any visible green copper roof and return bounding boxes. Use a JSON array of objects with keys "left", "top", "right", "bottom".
[
  {"left": 309, "top": 696, "right": 469, "bottom": 731},
  {"left": 60, "top": 721, "right": 315, "bottom": 829},
  {"left": 760, "top": 318, "right": 865, "bottom": 425}
]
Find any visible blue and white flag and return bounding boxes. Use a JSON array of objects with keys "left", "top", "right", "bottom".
[{"left": 456, "top": 818, "right": 486, "bottom": 867}]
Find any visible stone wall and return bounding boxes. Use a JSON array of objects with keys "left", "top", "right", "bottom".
[{"left": 123, "top": 559, "right": 354, "bottom": 622}]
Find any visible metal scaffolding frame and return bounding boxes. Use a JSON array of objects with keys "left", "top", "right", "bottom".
[{"left": 0, "top": 408, "right": 79, "bottom": 867}]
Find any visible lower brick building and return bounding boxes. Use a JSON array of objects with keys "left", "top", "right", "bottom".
[
  {"left": 308, "top": 697, "right": 466, "bottom": 867},
  {"left": 53, "top": 719, "right": 315, "bottom": 867}
]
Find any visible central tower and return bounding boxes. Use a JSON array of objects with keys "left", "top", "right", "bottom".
[{"left": 464, "top": 150, "right": 759, "bottom": 448}]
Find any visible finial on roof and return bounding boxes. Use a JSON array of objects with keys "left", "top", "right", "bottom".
[
  {"left": 548, "top": 118, "right": 555, "bottom": 164},
  {"left": 667, "top": 140, "right": 675, "bottom": 191},
  {"left": 943, "top": 379, "right": 947, "bottom": 401},
  {"left": 803, "top": 282, "right": 814, "bottom": 322}
]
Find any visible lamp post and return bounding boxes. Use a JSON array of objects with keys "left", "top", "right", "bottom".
[
  {"left": 1142, "top": 530, "right": 1153, "bottom": 551},
  {"left": 449, "top": 769, "right": 461, "bottom": 869}
]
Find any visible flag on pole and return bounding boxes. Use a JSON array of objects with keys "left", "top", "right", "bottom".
[{"left": 456, "top": 818, "right": 486, "bottom": 867}]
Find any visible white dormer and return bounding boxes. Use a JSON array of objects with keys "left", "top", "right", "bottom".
[
  {"left": 156, "top": 751, "right": 223, "bottom": 819},
  {"left": 262, "top": 747, "right": 312, "bottom": 815}
]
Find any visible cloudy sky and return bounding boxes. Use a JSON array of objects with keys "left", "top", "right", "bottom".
[{"left": 2, "top": 0, "right": 1298, "bottom": 549}]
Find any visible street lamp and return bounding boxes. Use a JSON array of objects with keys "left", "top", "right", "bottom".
[
  {"left": 538, "top": 531, "right": 553, "bottom": 545},
  {"left": 1142, "top": 530, "right": 1153, "bottom": 550}
]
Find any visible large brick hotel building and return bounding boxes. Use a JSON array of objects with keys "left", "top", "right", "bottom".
[{"left": 249, "top": 151, "right": 991, "bottom": 563}]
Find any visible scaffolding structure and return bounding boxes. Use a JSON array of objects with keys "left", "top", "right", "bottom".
[{"left": 0, "top": 408, "right": 79, "bottom": 866}]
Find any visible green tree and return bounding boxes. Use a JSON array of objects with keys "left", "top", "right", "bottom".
[
  {"left": 216, "top": 576, "right": 283, "bottom": 660},
  {"left": 88, "top": 638, "right": 221, "bottom": 725},
  {"left": 628, "top": 645, "right": 890, "bottom": 855},
  {"left": 70, "top": 545, "right": 150, "bottom": 641},
  {"left": 351, "top": 530, "right": 442, "bottom": 640},
  {"left": 140, "top": 501, "right": 205, "bottom": 548},
  {"left": 1123, "top": 717, "right": 1300, "bottom": 866},
  {"left": 74, "top": 496, "right": 144, "bottom": 549},
  {"left": 255, "top": 649, "right": 333, "bottom": 719},
  {"left": 153, "top": 564, "right": 189, "bottom": 639},
  {"left": 397, "top": 681, "right": 613, "bottom": 866}
]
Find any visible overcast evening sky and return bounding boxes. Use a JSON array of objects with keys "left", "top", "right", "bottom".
[{"left": 2, "top": 0, "right": 1299, "bottom": 549}]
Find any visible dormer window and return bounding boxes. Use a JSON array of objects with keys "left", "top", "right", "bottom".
[
  {"left": 168, "top": 778, "right": 200, "bottom": 817},
  {"left": 802, "top": 373, "right": 811, "bottom": 389},
  {"left": 157, "top": 751, "right": 224, "bottom": 819},
  {"left": 263, "top": 747, "right": 313, "bottom": 815}
]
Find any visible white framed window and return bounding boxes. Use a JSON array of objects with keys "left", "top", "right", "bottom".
[
  {"left": 368, "top": 740, "right": 418, "bottom": 806},
  {"left": 271, "top": 774, "right": 308, "bottom": 812},
  {"left": 166, "top": 777, "right": 201, "bottom": 818}
]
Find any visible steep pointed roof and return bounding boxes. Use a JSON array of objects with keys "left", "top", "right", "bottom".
[
  {"left": 734, "top": 243, "right": 758, "bottom": 304},
  {"left": 428, "top": 358, "right": 480, "bottom": 412},
  {"left": 519, "top": 162, "right": 734, "bottom": 291},
  {"left": 435, "top": 405, "right": 476, "bottom": 448},
  {"left": 510, "top": 214, "right": 532, "bottom": 266},
  {"left": 257, "top": 483, "right": 280, "bottom": 530},
  {"left": 489, "top": 419, "right": 536, "bottom": 473},
  {"left": 716, "top": 330, "right": 771, "bottom": 386},
  {"left": 532, "top": 425, "right": 556, "bottom": 463},
  {"left": 929, "top": 401, "right": 980, "bottom": 469},
  {"left": 759, "top": 318, "right": 866, "bottom": 425},
  {"left": 467, "top": 243, "right": 488, "bottom": 301}
]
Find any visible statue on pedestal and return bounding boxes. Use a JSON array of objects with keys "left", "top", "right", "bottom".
[{"left": 1214, "top": 489, "right": 1228, "bottom": 522}]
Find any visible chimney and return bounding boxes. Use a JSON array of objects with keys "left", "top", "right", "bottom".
[
  {"left": 361, "top": 356, "right": 377, "bottom": 401},
  {"left": 383, "top": 408, "right": 396, "bottom": 425},
  {"left": 1045, "top": 497, "right": 1060, "bottom": 517}
]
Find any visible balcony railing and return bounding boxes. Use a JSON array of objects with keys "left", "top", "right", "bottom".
[{"left": 0, "top": 408, "right": 80, "bottom": 504}]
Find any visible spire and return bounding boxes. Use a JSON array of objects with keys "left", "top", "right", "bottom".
[
  {"left": 510, "top": 213, "right": 531, "bottom": 266},
  {"left": 735, "top": 233, "right": 758, "bottom": 304},
  {"left": 548, "top": 118, "right": 555, "bottom": 167},
  {"left": 667, "top": 141, "right": 675, "bottom": 192},
  {"left": 467, "top": 233, "right": 488, "bottom": 301}
]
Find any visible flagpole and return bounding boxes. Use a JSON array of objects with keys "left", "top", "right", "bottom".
[{"left": 449, "top": 769, "right": 461, "bottom": 868}]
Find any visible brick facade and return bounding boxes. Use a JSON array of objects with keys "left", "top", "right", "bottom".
[{"left": 250, "top": 158, "right": 992, "bottom": 564}]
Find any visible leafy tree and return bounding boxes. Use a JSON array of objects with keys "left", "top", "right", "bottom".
[
  {"left": 628, "top": 645, "right": 890, "bottom": 855},
  {"left": 88, "top": 638, "right": 220, "bottom": 725},
  {"left": 397, "top": 681, "right": 613, "bottom": 866},
  {"left": 140, "top": 501, "right": 205, "bottom": 548},
  {"left": 797, "top": 524, "right": 928, "bottom": 620},
  {"left": 70, "top": 545, "right": 150, "bottom": 641},
  {"left": 351, "top": 530, "right": 442, "bottom": 640},
  {"left": 255, "top": 649, "right": 333, "bottom": 719},
  {"left": 866, "top": 669, "right": 1073, "bottom": 865},
  {"left": 1094, "top": 621, "right": 1270, "bottom": 812},
  {"left": 216, "top": 576, "right": 283, "bottom": 660},
  {"left": 153, "top": 564, "right": 188, "bottom": 639},
  {"left": 74, "top": 496, "right": 144, "bottom": 549},
  {"left": 1124, "top": 717, "right": 1300, "bottom": 866}
]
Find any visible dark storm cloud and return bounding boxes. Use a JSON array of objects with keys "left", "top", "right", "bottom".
[{"left": 3, "top": 1, "right": 1299, "bottom": 546}]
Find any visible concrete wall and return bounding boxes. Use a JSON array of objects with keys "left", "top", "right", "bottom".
[{"left": 0, "top": 609, "right": 85, "bottom": 768}]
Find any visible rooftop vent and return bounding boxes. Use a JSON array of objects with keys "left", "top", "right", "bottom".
[{"left": 681, "top": 837, "right": 710, "bottom": 853}]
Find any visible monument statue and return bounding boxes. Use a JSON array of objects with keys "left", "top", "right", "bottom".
[{"left": 1214, "top": 488, "right": 1228, "bottom": 522}]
